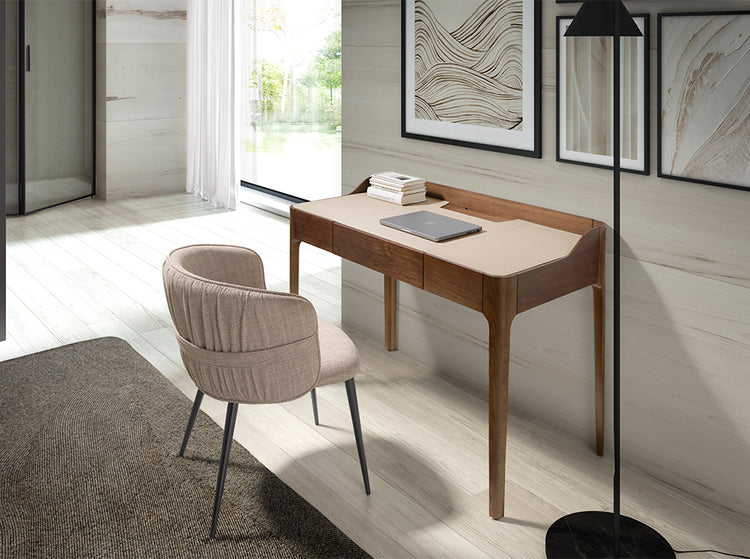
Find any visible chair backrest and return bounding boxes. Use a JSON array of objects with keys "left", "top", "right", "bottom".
[{"left": 163, "top": 244, "right": 321, "bottom": 404}]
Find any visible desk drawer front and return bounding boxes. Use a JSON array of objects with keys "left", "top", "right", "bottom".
[
  {"left": 291, "top": 208, "right": 332, "bottom": 251},
  {"left": 332, "top": 223, "right": 423, "bottom": 288},
  {"left": 424, "top": 256, "right": 483, "bottom": 312}
]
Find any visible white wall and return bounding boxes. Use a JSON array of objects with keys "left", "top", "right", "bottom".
[
  {"left": 96, "top": 1, "right": 187, "bottom": 200},
  {"left": 342, "top": 0, "right": 750, "bottom": 517}
]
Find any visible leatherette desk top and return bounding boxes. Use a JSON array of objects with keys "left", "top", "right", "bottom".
[{"left": 295, "top": 193, "right": 582, "bottom": 277}]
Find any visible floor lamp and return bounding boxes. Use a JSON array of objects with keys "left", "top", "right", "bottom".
[{"left": 545, "top": 1, "right": 675, "bottom": 558}]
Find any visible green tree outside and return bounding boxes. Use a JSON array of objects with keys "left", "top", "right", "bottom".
[
  {"left": 301, "top": 29, "right": 341, "bottom": 129},
  {"left": 251, "top": 60, "right": 285, "bottom": 119}
]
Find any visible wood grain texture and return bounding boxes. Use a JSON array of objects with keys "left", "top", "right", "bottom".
[
  {"left": 332, "top": 223, "right": 424, "bottom": 288},
  {"left": 423, "top": 255, "right": 483, "bottom": 312},
  {"left": 482, "top": 275, "right": 517, "bottom": 519},
  {"left": 384, "top": 275, "right": 397, "bottom": 350},
  {"left": 290, "top": 207, "right": 333, "bottom": 252},
  {"left": 424, "top": 181, "right": 595, "bottom": 234},
  {"left": 516, "top": 225, "right": 604, "bottom": 313},
  {"left": 98, "top": 0, "right": 187, "bottom": 200}
]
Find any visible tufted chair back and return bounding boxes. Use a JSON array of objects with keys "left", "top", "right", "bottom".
[{"left": 163, "top": 244, "right": 321, "bottom": 404}]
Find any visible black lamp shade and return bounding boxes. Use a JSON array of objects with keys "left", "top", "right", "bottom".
[{"left": 564, "top": 0, "right": 642, "bottom": 37}]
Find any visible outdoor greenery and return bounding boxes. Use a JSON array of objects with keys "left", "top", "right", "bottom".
[
  {"left": 251, "top": 61, "right": 284, "bottom": 116},
  {"left": 241, "top": 0, "right": 341, "bottom": 199},
  {"left": 252, "top": 28, "right": 341, "bottom": 130},
  {"left": 305, "top": 29, "right": 342, "bottom": 101}
]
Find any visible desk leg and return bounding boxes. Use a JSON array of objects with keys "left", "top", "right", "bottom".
[
  {"left": 484, "top": 277, "right": 517, "bottom": 519},
  {"left": 593, "top": 284, "right": 605, "bottom": 456},
  {"left": 290, "top": 238, "right": 301, "bottom": 295},
  {"left": 384, "top": 275, "right": 397, "bottom": 351}
]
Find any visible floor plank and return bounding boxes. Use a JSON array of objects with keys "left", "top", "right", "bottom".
[{"left": 2, "top": 193, "right": 748, "bottom": 558}]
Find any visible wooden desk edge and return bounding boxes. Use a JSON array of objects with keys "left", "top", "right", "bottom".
[{"left": 292, "top": 182, "right": 607, "bottom": 318}]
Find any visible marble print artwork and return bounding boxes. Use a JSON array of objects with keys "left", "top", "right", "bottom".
[
  {"left": 413, "top": 0, "right": 524, "bottom": 131},
  {"left": 565, "top": 36, "right": 639, "bottom": 159},
  {"left": 557, "top": 15, "right": 647, "bottom": 172},
  {"left": 660, "top": 13, "right": 750, "bottom": 189}
]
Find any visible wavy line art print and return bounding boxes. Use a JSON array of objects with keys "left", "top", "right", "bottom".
[
  {"left": 658, "top": 11, "right": 750, "bottom": 191},
  {"left": 402, "top": 0, "right": 541, "bottom": 157}
]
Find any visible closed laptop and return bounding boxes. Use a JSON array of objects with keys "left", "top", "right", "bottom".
[{"left": 379, "top": 210, "right": 481, "bottom": 242}]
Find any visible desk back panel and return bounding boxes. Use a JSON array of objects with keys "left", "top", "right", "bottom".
[{"left": 352, "top": 178, "right": 599, "bottom": 235}]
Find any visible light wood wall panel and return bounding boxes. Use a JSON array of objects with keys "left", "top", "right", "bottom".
[
  {"left": 96, "top": 1, "right": 187, "bottom": 200},
  {"left": 342, "top": 0, "right": 750, "bottom": 517}
]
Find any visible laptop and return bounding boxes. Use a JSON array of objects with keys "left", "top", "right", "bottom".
[{"left": 379, "top": 210, "right": 482, "bottom": 242}]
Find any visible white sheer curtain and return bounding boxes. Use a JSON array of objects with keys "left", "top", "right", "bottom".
[{"left": 186, "top": 0, "right": 239, "bottom": 209}]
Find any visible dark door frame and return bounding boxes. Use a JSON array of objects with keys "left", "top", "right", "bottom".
[
  {"left": 1, "top": 0, "right": 7, "bottom": 339},
  {"left": 14, "top": 0, "right": 96, "bottom": 216}
]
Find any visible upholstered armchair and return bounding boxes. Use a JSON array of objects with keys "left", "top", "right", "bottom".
[{"left": 163, "top": 244, "right": 370, "bottom": 539}]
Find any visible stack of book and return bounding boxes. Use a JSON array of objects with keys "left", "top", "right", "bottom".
[{"left": 367, "top": 171, "right": 427, "bottom": 205}]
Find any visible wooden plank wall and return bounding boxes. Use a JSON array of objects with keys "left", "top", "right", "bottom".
[
  {"left": 341, "top": 0, "right": 750, "bottom": 517},
  {"left": 95, "top": 0, "right": 187, "bottom": 200}
]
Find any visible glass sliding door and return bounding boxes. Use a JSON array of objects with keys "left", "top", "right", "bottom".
[
  {"left": 4, "top": 0, "right": 19, "bottom": 215},
  {"left": 240, "top": 0, "right": 341, "bottom": 202},
  {"left": 15, "top": 0, "right": 94, "bottom": 214}
]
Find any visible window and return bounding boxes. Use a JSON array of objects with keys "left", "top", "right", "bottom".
[{"left": 240, "top": 0, "right": 341, "bottom": 201}]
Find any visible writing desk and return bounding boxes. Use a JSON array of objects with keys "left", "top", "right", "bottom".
[{"left": 290, "top": 179, "right": 606, "bottom": 519}]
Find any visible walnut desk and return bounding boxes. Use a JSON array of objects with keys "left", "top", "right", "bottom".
[{"left": 289, "top": 179, "right": 606, "bottom": 519}]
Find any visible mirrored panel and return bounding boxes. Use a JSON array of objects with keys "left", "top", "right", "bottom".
[{"left": 23, "top": 0, "right": 94, "bottom": 213}]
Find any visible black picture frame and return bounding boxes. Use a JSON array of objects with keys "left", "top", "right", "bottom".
[
  {"left": 556, "top": 14, "right": 650, "bottom": 174},
  {"left": 401, "top": 0, "right": 542, "bottom": 158},
  {"left": 658, "top": 11, "right": 750, "bottom": 192}
]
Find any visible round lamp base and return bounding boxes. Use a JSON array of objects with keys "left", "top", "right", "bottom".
[{"left": 545, "top": 511, "right": 675, "bottom": 558}]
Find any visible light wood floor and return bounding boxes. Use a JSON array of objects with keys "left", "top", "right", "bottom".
[{"left": 3, "top": 194, "right": 748, "bottom": 558}]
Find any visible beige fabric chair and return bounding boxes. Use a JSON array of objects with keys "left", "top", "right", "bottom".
[{"left": 163, "top": 244, "right": 370, "bottom": 540}]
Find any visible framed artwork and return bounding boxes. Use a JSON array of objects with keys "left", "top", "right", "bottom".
[
  {"left": 556, "top": 14, "right": 650, "bottom": 174},
  {"left": 658, "top": 12, "right": 750, "bottom": 191},
  {"left": 401, "top": 0, "right": 541, "bottom": 158}
]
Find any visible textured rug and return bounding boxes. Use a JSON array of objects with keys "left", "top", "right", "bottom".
[{"left": 0, "top": 337, "right": 370, "bottom": 558}]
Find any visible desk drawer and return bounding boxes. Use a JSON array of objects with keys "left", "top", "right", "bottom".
[
  {"left": 424, "top": 256, "right": 483, "bottom": 312},
  {"left": 332, "top": 223, "right": 423, "bottom": 288}
]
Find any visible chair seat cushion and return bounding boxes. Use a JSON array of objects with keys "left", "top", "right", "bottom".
[{"left": 316, "top": 318, "right": 359, "bottom": 387}]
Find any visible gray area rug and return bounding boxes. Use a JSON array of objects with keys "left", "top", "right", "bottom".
[{"left": 0, "top": 337, "right": 371, "bottom": 558}]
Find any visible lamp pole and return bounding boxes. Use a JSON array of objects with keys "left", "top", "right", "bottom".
[
  {"left": 612, "top": 1, "right": 621, "bottom": 554},
  {"left": 545, "top": 2, "right": 674, "bottom": 557}
]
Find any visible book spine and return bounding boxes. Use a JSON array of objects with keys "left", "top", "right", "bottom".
[
  {"left": 369, "top": 180, "right": 425, "bottom": 193},
  {"left": 370, "top": 175, "right": 424, "bottom": 188},
  {"left": 367, "top": 186, "right": 426, "bottom": 205},
  {"left": 367, "top": 186, "right": 406, "bottom": 204}
]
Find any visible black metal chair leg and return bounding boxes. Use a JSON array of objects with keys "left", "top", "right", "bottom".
[
  {"left": 345, "top": 378, "right": 370, "bottom": 495},
  {"left": 311, "top": 388, "right": 319, "bottom": 425},
  {"left": 179, "top": 390, "right": 204, "bottom": 457},
  {"left": 209, "top": 402, "right": 239, "bottom": 540}
]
